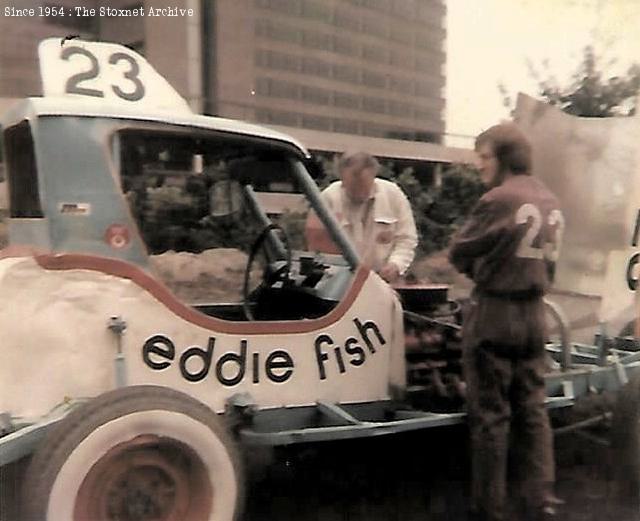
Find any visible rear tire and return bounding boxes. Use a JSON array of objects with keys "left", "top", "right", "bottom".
[{"left": 22, "top": 385, "right": 243, "bottom": 521}]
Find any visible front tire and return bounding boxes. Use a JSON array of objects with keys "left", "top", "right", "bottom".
[{"left": 22, "top": 385, "right": 243, "bottom": 521}]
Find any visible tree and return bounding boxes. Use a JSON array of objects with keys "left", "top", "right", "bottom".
[
  {"left": 503, "top": 46, "right": 640, "bottom": 117},
  {"left": 391, "top": 164, "right": 485, "bottom": 257}
]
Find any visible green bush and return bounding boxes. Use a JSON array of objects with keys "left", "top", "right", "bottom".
[{"left": 393, "top": 164, "right": 485, "bottom": 257}]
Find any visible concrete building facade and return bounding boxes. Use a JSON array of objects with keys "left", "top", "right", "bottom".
[
  {"left": 0, "top": 0, "right": 446, "bottom": 143},
  {"left": 212, "top": 0, "right": 446, "bottom": 141}
]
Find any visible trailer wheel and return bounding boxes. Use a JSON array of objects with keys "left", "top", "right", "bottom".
[
  {"left": 612, "top": 375, "right": 640, "bottom": 506},
  {"left": 22, "top": 385, "right": 243, "bottom": 521}
]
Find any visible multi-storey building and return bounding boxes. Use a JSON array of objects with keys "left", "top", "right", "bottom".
[
  {"left": 213, "top": 0, "right": 446, "bottom": 142},
  {"left": 0, "top": 0, "right": 447, "bottom": 144}
]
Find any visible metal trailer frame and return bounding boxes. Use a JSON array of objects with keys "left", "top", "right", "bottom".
[
  {"left": 235, "top": 350, "right": 635, "bottom": 448},
  {"left": 3, "top": 329, "right": 638, "bottom": 462},
  {"left": 233, "top": 305, "right": 638, "bottom": 447}
]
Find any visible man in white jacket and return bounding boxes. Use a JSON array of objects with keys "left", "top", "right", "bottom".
[{"left": 310, "top": 151, "right": 418, "bottom": 283}]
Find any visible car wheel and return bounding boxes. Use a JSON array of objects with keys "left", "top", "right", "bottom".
[{"left": 22, "top": 385, "right": 243, "bottom": 521}]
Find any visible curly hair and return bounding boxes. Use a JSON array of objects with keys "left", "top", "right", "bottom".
[{"left": 475, "top": 123, "right": 532, "bottom": 175}]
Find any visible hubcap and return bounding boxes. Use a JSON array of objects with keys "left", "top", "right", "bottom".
[{"left": 73, "top": 435, "right": 212, "bottom": 521}]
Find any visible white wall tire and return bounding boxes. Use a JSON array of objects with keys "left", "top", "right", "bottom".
[{"left": 22, "top": 385, "right": 243, "bottom": 521}]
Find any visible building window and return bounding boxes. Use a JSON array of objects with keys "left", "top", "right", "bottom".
[
  {"left": 333, "top": 119, "right": 360, "bottom": 134},
  {"left": 255, "top": 77, "right": 270, "bottom": 96},
  {"left": 256, "top": 50, "right": 301, "bottom": 72},
  {"left": 333, "top": 64, "right": 360, "bottom": 84},
  {"left": 389, "top": 49, "right": 414, "bottom": 69},
  {"left": 256, "top": 19, "right": 301, "bottom": 44},
  {"left": 392, "top": 0, "right": 415, "bottom": 20},
  {"left": 267, "top": 0, "right": 302, "bottom": 15},
  {"left": 253, "top": 78, "right": 273, "bottom": 99},
  {"left": 415, "top": 32, "right": 442, "bottom": 50},
  {"left": 414, "top": 54, "right": 439, "bottom": 72},
  {"left": 302, "top": 30, "right": 331, "bottom": 51},
  {"left": 415, "top": 81, "right": 435, "bottom": 98},
  {"left": 388, "top": 101, "right": 412, "bottom": 118},
  {"left": 301, "top": 86, "right": 330, "bottom": 105},
  {"left": 274, "top": 51, "right": 301, "bottom": 72},
  {"left": 333, "top": 92, "right": 360, "bottom": 110},
  {"left": 256, "top": 109, "right": 300, "bottom": 126},
  {"left": 272, "top": 22, "right": 302, "bottom": 44},
  {"left": 333, "top": 35, "right": 359, "bottom": 56},
  {"left": 254, "top": 78, "right": 300, "bottom": 99},
  {"left": 417, "top": 2, "right": 445, "bottom": 24},
  {"left": 255, "top": 49, "right": 268, "bottom": 67},
  {"left": 302, "top": 115, "right": 332, "bottom": 131},
  {"left": 413, "top": 97, "right": 441, "bottom": 110},
  {"left": 361, "top": 17, "right": 386, "bottom": 37},
  {"left": 255, "top": 19, "right": 268, "bottom": 36},
  {"left": 390, "top": 27, "right": 413, "bottom": 45},
  {"left": 334, "top": 10, "right": 360, "bottom": 31},
  {"left": 389, "top": 76, "right": 414, "bottom": 95},
  {"left": 362, "top": 124, "right": 388, "bottom": 138},
  {"left": 362, "top": 45, "right": 388, "bottom": 64},
  {"left": 302, "top": 57, "right": 331, "bottom": 78},
  {"left": 362, "top": 70, "right": 386, "bottom": 89},
  {"left": 302, "top": 0, "right": 332, "bottom": 22},
  {"left": 414, "top": 107, "right": 438, "bottom": 121},
  {"left": 270, "top": 79, "right": 300, "bottom": 99},
  {"left": 362, "top": 0, "right": 389, "bottom": 12},
  {"left": 362, "top": 96, "right": 387, "bottom": 114},
  {"left": 415, "top": 34, "right": 429, "bottom": 49}
]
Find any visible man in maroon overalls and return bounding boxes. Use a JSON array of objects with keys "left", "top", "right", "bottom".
[{"left": 449, "top": 123, "right": 564, "bottom": 521}]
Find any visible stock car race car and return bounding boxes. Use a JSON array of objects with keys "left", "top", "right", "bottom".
[{"left": 0, "top": 38, "right": 638, "bottom": 521}]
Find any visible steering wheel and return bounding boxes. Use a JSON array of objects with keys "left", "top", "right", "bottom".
[{"left": 243, "top": 223, "right": 292, "bottom": 321}]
